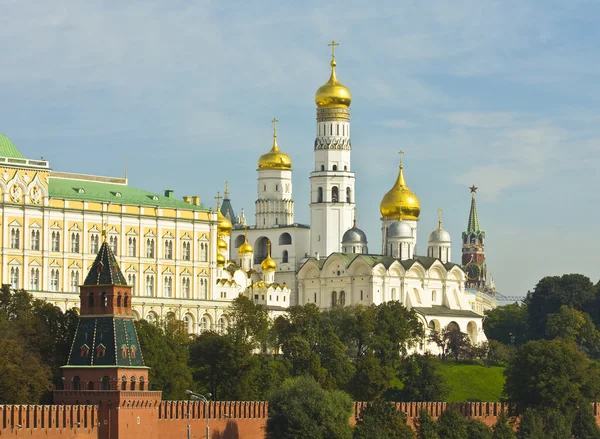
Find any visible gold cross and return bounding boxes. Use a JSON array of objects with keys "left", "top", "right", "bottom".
[
  {"left": 102, "top": 223, "right": 108, "bottom": 242},
  {"left": 266, "top": 240, "right": 272, "bottom": 256},
  {"left": 225, "top": 180, "right": 229, "bottom": 195},
  {"left": 399, "top": 150, "right": 404, "bottom": 167},
  {"left": 272, "top": 117, "right": 278, "bottom": 137},
  {"left": 215, "top": 191, "right": 222, "bottom": 209},
  {"left": 437, "top": 208, "right": 443, "bottom": 229},
  {"left": 328, "top": 40, "right": 339, "bottom": 60}
]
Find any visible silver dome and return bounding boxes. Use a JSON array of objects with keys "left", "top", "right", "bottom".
[
  {"left": 342, "top": 227, "right": 368, "bottom": 244},
  {"left": 429, "top": 227, "right": 451, "bottom": 243},
  {"left": 387, "top": 221, "right": 413, "bottom": 239}
]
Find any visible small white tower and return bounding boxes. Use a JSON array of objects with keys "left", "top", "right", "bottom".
[
  {"left": 386, "top": 220, "right": 414, "bottom": 260},
  {"left": 237, "top": 229, "right": 254, "bottom": 271},
  {"left": 261, "top": 241, "right": 276, "bottom": 284},
  {"left": 428, "top": 208, "right": 452, "bottom": 263},
  {"left": 341, "top": 211, "right": 368, "bottom": 254},
  {"left": 310, "top": 41, "right": 355, "bottom": 257},
  {"left": 256, "top": 118, "right": 294, "bottom": 228}
]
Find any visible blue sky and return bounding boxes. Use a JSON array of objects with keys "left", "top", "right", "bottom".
[{"left": 1, "top": 0, "right": 599, "bottom": 296}]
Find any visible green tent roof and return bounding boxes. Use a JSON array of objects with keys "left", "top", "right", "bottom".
[
  {"left": 0, "top": 133, "right": 25, "bottom": 159},
  {"left": 49, "top": 176, "right": 209, "bottom": 210}
]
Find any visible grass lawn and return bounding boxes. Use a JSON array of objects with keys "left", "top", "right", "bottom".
[{"left": 438, "top": 361, "right": 506, "bottom": 402}]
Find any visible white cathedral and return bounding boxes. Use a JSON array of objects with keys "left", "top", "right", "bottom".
[{"left": 221, "top": 42, "right": 494, "bottom": 349}]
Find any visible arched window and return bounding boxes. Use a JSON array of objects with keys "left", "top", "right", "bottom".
[
  {"left": 217, "top": 317, "right": 226, "bottom": 335},
  {"left": 344, "top": 165, "right": 347, "bottom": 171},
  {"left": 182, "top": 242, "right": 191, "bottom": 261},
  {"left": 332, "top": 186, "right": 339, "bottom": 203},
  {"left": 146, "top": 238, "right": 155, "bottom": 258},
  {"left": 117, "top": 294, "right": 122, "bottom": 307},
  {"left": 333, "top": 164, "right": 337, "bottom": 171},
  {"left": 71, "top": 233, "right": 80, "bottom": 253},
  {"left": 88, "top": 292, "right": 94, "bottom": 308},
  {"left": 101, "top": 292, "right": 107, "bottom": 307},
  {"left": 128, "top": 274, "right": 136, "bottom": 295},
  {"left": 200, "top": 242, "right": 208, "bottom": 262},
  {"left": 128, "top": 237, "right": 137, "bottom": 257},
  {"left": 279, "top": 233, "right": 292, "bottom": 245},
  {"left": 30, "top": 268, "right": 40, "bottom": 290},
  {"left": 10, "top": 228, "right": 20, "bottom": 249},
  {"left": 164, "top": 240, "right": 173, "bottom": 259},
  {"left": 87, "top": 381, "right": 95, "bottom": 390},
  {"left": 282, "top": 250, "right": 289, "bottom": 263},
  {"left": 73, "top": 376, "right": 81, "bottom": 391},
  {"left": 339, "top": 291, "right": 346, "bottom": 306},
  {"left": 51, "top": 231, "right": 60, "bottom": 252},
  {"left": 146, "top": 275, "right": 155, "bottom": 296},
  {"left": 90, "top": 234, "right": 99, "bottom": 254},
  {"left": 9, "top": 267, "right": 19, "bottom": 289},
  {"left": 200, "top": 316, "right": 210, "bottom": 333},
  {"left": 130, "top": 376, "right": 136, "bottom": 391},
  {"left": 139, "top": 376, "right": 145, "bottom": 391},
  {"left": 164, "top": 276, "right": 172, "bottom": 298},
  {"left": 70, "top": 271, "right": 79, "bottom": 292},
  {"left": 124, "top": 294, "right": 129, "bottom": 308},
  {"left": 50, "top": 269, "right": 60, "bottom": 292},
  {"left": 31, "top": 230, "right": 40, "bottom": 250},
  {"left": 121, "top": 376, "right": 127, "bottom": 391},
  {"left": 346, "top": 187, "right": 352, "bottom": 203},
  {"left": 321, "top": 165, "right": 325, "bottom": 171},
  {"left": 182, "top": 278, "right": 190, "bottom": 299},
  {"left": 331, "top": 291, "right": 337, "bottom": 307},
  {"left": 110, "top": 235, "right": 118, "bottom": 255},
  {"left": 101, "top": 376, "right": 110, "bottom": 390},
  {"left": 317, "top": 187, "right": 323, "bottom": 203}
]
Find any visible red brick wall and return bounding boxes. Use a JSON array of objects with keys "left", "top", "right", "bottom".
[{"left": 0, "top": 405, "right": 98, "bottom": 438}]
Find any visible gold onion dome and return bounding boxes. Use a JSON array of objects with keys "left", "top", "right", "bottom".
[
  {"left": 216, "top": 253, "right": 226, "bottom": 266},
  {"left": 217, "top": 209, "right": 232, "bottom": 236},
  {"left": 238, "top": 231, "right": 253, "bottom": 254},
  {"left": 380, "top": 158, "right": 421, "bottom": 221},
  {"left": 261, "top": 242, "right": 277, "bottom": 271},
  {"left": 217, "top": 237, "right": 228, "bottom": 251},
  {"left": 257, "top": 118, "right": 292, "bottom": 170},
  {"left": 315, "top": 41, "right": 351, "bottom": 108}
]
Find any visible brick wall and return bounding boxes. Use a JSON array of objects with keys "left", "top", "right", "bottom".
[{"left": 0, "top": 405, "right": 98, "bottom": 438}]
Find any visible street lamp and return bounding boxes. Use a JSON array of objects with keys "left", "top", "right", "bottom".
[{"left": 185, "top": 390, "right": 211, "bottom": 439}]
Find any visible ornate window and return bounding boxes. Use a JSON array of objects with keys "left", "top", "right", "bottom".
[
  {"left": 128, "top": 237, "right": 137, "bottom": 257},
  {"left": 51, "top": 231, "right": 60, "bottom": 252},
  {"left": 164, "top": 239, "right": 173, "bottom": 259},
  {"left": 90, "top": 234, "right": 99, "bottom": 254},
  {"left": 317, "top": 187, "right": 323, "bottom": 203},
  {"left": 70, "top": 233, "right": 80, "bottom": 253},
  {"left": 346, "top": 187, "right": 352, "bottom": 203},
  {"left": 128, "top": 274, "right": 136, "bottom": 295},
  {"left": 30, "top": 268, "right": 40, "bottom": 291},
  {"left": 139, "top": 377, "right": 145, "bottom": 391},
  {"left": 333, "top": 164, "right": 337, "bottom": 171},
  {"left": 200, "top": 242, "right": 208, "bottom": 262},
  {"left": 146, "top": 238, "right": 155, "bottom": 258},
  {"left": 145, "top": 275, "right": 155, "bottom": 296},
  {"left": 200, "top": 316, "right": 210, "bottom": 332},
  {"left": 182, "top": 242, "right": 191, "bottom": 261},
  {"left": 10, "top": 228, "right": 20, "bottom": 249},
  {"left": 182, "top": 277, "right": 191, "bottom": 299},
  {"left": 109, "top": 235, "right": 118, "bottom": 255},
  {"left": 199, "top": 278, "right": 208, "bottom": 299},
  {"left": 332, "top": 186, "right": 339, "bottom": 203},
  {"left": 340, "top": 291, "right": 346, "bottom": 306},
  {"left": 164, "top": 276, "right": 173, "bottom": 298},
  {"left": 10, "top": 267, "right": 19, "bottom": 289},
  {"left": 70, "top": 270, "right": 79, "bottom": 292},
  {"left": 50, "top": 269, "right": 60, "bottom": 292},
  {"left": 217, "top": 317, "right": 226, "bottom": 334},
  {"left": 30, "top": 230, "right": 40, "bottom": 251}
]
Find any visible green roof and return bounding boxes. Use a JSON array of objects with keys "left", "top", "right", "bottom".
[
  {"left": 303, "top": 253, "right": 461, "bottom": 272},
  {"left": 413, "top": 305, "right": 480, "bottom": 319},
  {"left": 0, "top": 133, "right": 25, "bottom": 159},
  {"left": 49, "top": 176, "right": 209, "bottom": 211}
]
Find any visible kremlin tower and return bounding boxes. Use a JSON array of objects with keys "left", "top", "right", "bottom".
[{"left": 462, "top": 186, "right": 487, "bottom": 290}]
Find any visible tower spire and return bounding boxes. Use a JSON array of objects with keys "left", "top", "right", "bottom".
[
  {"left": 466, "top": 186, "right": 481, "bottom": 233},
  {"left": 271, "top": 117, "right": 280, "bottom": 151}
]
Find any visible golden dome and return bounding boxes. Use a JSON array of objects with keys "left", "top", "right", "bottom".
[
  {"left": 216, "top": 253, "right": 226, "bottom": 266},
  {"left": 315, "top": 59, "right": 352, "bottom": 108},
  {"left": 380, "top": 164, "right": 421, "bottom": 221},
  {"left": 217, "top": 209, "right": 232, "bottom": 236},
  {"left": 217, "top": 237, "right": 228, "bottom": 251},
  {"left": 238, "top": 230, "right": 253, "bottom": 254},
  {"left": 260, "top": 241, "right": 277, "bottom": 271},
  {"left": 258, "top": 118, "right": 292, "bottom": 170}
]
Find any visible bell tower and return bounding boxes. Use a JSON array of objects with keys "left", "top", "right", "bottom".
[
  {"left": 54, "top": 234, "right": 161, "bottom": 439},
  {"left": 462, "top": 186, "right": 487, "bottom": 289}
]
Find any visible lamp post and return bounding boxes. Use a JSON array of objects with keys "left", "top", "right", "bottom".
[{"left": 185, "top": 390, "right": 211, "bottom": 439}]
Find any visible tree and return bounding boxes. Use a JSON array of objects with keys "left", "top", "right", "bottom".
[
  {"left": 483, "top": 304, "right": 528, "bottom": 346},
  {"left": 225, "top": 295, "right": 270, "bottom": 348},
  {"left": 572, "top": 403, "right": 600, "bottom": 439},
  {"left": 415, "top": 409, "right": 439, "bottom": 439},
  {"left": 546, "top": 305, "right": 600, "bottom": 353},
  {"left": 429, "top": 325, "right": 471, "bottom": 361},
  {"left": 349, "top": 352, "right": 394, "bottom": 401},
  {"left": 516, "top": 408, "right": 544, "bottom": 439},
  {"left": 466, "top": 418, "right": 492, "bottom": 439},
  {"left": 353, "top": 399, "right": 414, "bottom": 439},
  {"left": 436, "top": 408, "right": 467, "bottom": 439},
  {"left": 399, "top": 354, "right": 449, "bottom": 401},
  {"left": 265, "top": 375, "right": 352, "bottom": 439},
  {"left": 491, "top": 411, "right": 515, "bottom": 439},
  {"left": 525, "top": 274, "right": 596, "bottom": 340},
  {"left": 135, "top": 318, "right": 192, "bottom": 400}
]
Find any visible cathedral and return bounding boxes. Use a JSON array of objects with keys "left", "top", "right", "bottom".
[{"left": 225, "top": 41, "right": 496, "bottom": 347}]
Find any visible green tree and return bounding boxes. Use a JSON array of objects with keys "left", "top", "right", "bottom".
[
  {"left": 415, "top": 410, "right": 439, "bottom": 439},
  {"left": 516, "top": 408, "right": 544, "bottom": 439},
  {"left": 491, "top": 411, "right": 515, "bottom": 439},
  {"left": 399, "top": 354, "right": 449, "bottom": 401},
  {"left": 436, "top": 408, "right": 467, "bottom": 439},
  {"left": 546, "top": 305, "right": 600, "bottom": 353},
  {"left": 353, "top": 399, "right": 414, "bottom": 439},
  {"left": 524, "top": 274, "right": 596, "bottom": 340},
  {"left": 225, "top": 295, "right": 270, "bottom": 348},
  {"left": 483, "top": 304, "right": 528, "bottom": 346},
  {"left": 572, "top": 403, "right": 600, "bottom": 439},
  {"left": 504, "top": 339, "right": 595, "bottom": 415},
  {"left": 350, "top": 352, "right": 393, "bottom": 401},
  {"left": 265, "top": 375, "right": 352, "bottom": 439},
  {"left": 135, "top": 318, "right": 192, "bottom": 399},
  {"left": 466, "top": 418, "right": 492, "bottom": 439},
  {"left": 324, "top": 305, "right": 375, "bottom": 362},
  {"left": 429, "top": 325, "right": 471, "bottom": 361},
  {"left": 315, "top": 327, "right": 355, "bottom": 391}
]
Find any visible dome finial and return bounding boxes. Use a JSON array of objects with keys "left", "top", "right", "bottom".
[
  {"left": 438, "top": 208, "right": 443, "bottom": 229},
  {"left": 271, "top": 117, "right": 279, "bottom": 151},
  {"left": 353, "top": 206, "right": 357, "bottom": 228},
  {"left": 399, "top": 150, "right": 404, "bottom": 169},
  {"left": 328, "top": 40, "right": 339, "bottom": 67},
  {"left": 315, "top": 40, "right": 351, "bottom": 108},
  {"left": 224, "top": 180, "right": 229, "bottom": 197}
]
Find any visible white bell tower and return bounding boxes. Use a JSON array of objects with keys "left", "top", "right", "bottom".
[{"left": 310, "top": 41, "right": 355, "bottom": 257}]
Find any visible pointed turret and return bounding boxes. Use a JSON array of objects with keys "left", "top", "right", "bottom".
[
  {"left": 465, "top": 186, "right": 481, "bottom": 234},
  {"left": 461, "top": 186, "right": 487, "bottom": 289}
]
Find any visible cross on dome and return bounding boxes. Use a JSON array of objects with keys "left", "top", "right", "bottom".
[
  {"left": 399, "top": 150, "right": 404, "bottom": 168},
  {"left": 214, "top": 191, "right": 222, "bottom": 209},
  {"left": 328, "top": 40, "right": 339, "bottom": 61},
  {"left": 272, "top": 117, "right": 278, "bottom": 138}
]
